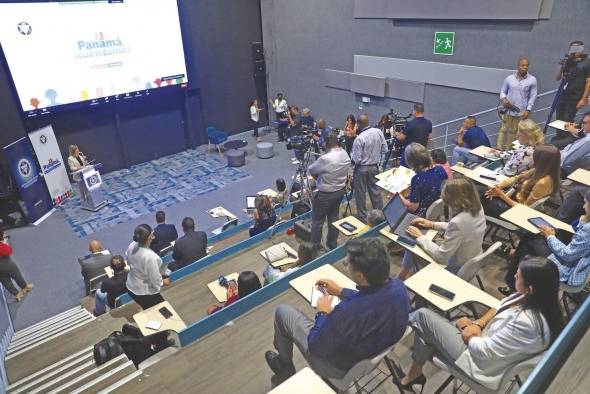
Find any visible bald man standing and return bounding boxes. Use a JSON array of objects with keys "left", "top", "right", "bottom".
[
  {"left": 78, "top": 240, "right": 112, "bottom": 295},
  {"left": 351, "top": 114, "right": 387, "bottom": 222},
  {"left": 497, "top": 57, "right": 538, "bottom": 150}
]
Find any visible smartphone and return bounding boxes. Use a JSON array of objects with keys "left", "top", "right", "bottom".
[
  {"left": 428, "top": 284, "right": 455, "bottom": 301},
  {"left": 480, "top": 174, "right": 497, "bottom": 181},
  {"left": 159, "top": 306, "right": 173, "bottom": 319},
  {"left": 528, "top": 217, "right": 554, "bottom": 229},
  {"left": 340, "top": 221, "right": 357, "bottom": 232}
]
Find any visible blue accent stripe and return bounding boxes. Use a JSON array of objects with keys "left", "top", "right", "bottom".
[
  {"left": 177, "top": 223, "right": 386, "bottom": 347},
  {"left": 518, "top": 295, "right": 590, "bottom": 393}
]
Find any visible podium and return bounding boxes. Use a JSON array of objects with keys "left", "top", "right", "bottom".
[{"left": 71, "top": 163, "right": 108, "bottom": 211}]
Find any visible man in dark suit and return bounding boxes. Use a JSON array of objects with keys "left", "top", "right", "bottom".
[
  {"left": 94, "top": 255, "right": 128, "bottom": 315},
  {"left": 168, "top": 217, "right": 207, "bottom": 272},
  {"left": 78, "top": 240, "right": 112, "bottom": 295},
  {"left": 150, "top": 210, "right": 178, "bottom": 255}
]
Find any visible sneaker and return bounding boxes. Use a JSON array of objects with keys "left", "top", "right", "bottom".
[
  {"left": 15, "top": 290, "right": 26, "bottom": 302},
  {"left": 497, "top": 286, "right": 513, "bottom": 297},
  {"left": 24, "top": 283, "right": 34, "bottom": 293},
  {"left": 265, "top": 351, "right": 295, "bottom": 377}
]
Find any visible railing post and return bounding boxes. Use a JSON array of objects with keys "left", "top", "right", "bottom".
[{"left": 444, "top": 125, "right": 449, "bottom": 152}]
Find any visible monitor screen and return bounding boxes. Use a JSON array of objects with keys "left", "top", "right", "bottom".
[
  {"left": 0, "top": 0, "right": 188, "bottom": 118},
  {"left": 383, "top": 194, "right": 406, "bottom": 228},
  {"left": 246, "top": 196, "right": 257, "bottom": 209}
]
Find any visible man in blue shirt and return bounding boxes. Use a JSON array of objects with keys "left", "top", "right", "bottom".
[
  {"left": 451, "top": 116, "right": 492, "bottom": 165},
  {"left": 394, "top": 103, "right": 432, "bottom": 167},
  {"left": 265, "top": 238, "right": 410, "bottom": 383}
]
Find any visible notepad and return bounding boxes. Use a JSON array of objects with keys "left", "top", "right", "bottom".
[
  {"left": 145, "top": 320, "right": 162, "bottom": 330},
  {"left": 310, "top": 286, "right": 340, "bottom": 308}
]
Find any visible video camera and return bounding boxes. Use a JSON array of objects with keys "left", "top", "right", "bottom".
[
  {"left": 382, "top": 109, "right": 412, "bottom": 131},
  {"left": 559, "top": 42, "right": 588, "bottom": 76},
  {"left": 286, "top": 134, "right": 313, "bottom": 151}
]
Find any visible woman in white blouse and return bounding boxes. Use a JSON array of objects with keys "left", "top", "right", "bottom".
[{"left": 399, "top": 257, "right": 564, "bottom": 393}]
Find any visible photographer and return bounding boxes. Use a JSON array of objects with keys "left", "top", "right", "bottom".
[
  {"left": 552, "top": 41, "right": 590, "bottom": 148},
  {"left": 308, "top": 134, "right": 351, "bottom": 250},
  {"left": 394, "top": 104, "right": 432, "bottom": 166}
]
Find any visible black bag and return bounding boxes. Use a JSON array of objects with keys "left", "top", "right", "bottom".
[{"left": 93, "top": 331, "right": 125, "bottom": 366}]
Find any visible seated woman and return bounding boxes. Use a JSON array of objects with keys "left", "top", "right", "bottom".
[
  {"left": 481, "top": 144, "right": 560, "bottom": 219},
  {"left": 249, "top": 195, "right": 277, "bottom": 237},
  {"left": 263, "top": 242, "right": 319, "bottom": 284},
  {"left": 399, "top": 178, "right": 486, "bottom": 280},
  {"left": 207, "top": 271, "right": 262, "bottom": 314},
  {"left": 399, "top": 143, "right": 447, "bottom": 218},
  {"left": 400, "top": 257, "right": 564, "bottom": 393},
  {"left": 501, "top": 119, "right": 544, "bottom": 176},
  {"left": 499, "top": 189, "right": 590, "bottom": 295},
  {"left": 275, "top": 178, "right": 287, "bottom": 206}
]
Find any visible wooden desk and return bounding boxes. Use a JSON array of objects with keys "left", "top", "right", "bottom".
[
  {"left": 207, "top": 272, "right": 239, "bottom": 302},
  {"left": 404, "top": 264, "right": 500, "bottom": 312},
  {"left": 258, "top": 188, "right": 278, "bottom": 198},
  {"left": 375, "top": 166, "right": 415, "bottom": 194},
  {"left": 290, "top": 264, "right": 356, "bottom": 303},
  {"left": 268, "top": 367, "right": 335, "bottom": 394},
  {"left": 548, "top": 120, "right": 568, "bottom": 132},
  {"left": 451, "top": 164, "right": 508, "bottom": 187},
  {"left": 260, "top": 242, "right": 299, "bottom": 268},
  {"left": 568, "top": 168, "right": 590, "bottom": 186},
  {"left": 207, "top": 206, "right": 237, "bottom": 219},
  {"left": 379, "top": 227, "right": 439, "bottom": 265},
  {"left": 133, "top": 301, "right": 187, "bottom": 336},
  {"left": 500, "top": 204, "right": 574, "bottom": 234},
  {"left": 470, "top": 145, "right": 500, "bottom": 160},
  {"left": 375, "top": 165, "right": 414, "bottom": 180},
  {"left": 332, "top": 216, "right": 367, "bottom": 236}
]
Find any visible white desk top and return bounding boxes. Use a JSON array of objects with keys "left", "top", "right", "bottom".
[
  {"left": 133, "top": 301, "right": 186, "bottom": 336},
  {"left": 451, "top": 164, "right": 507, "bottom": 187},
  {"left": 207, "top": 272, "right": 240, "bottom": 302},
  {"left": 548, "top": 120, "right": 568, "bottom": 131},
  {"left": 470, "top": 145, "right": 500, "bottom": 160},
  {"left": 260, "top": 242, "right": 299, "bottom": 268},
  {"left": 404, "top": 264, "right": 500, "bottom": 312},
  {"left": 258, "top": 188, "right": 278, "bottom": 198},
  {"left": 207, "top": 206, "right": 237, "bottom": 219},
  {"left": 268, "top": 367, "right": 335, "bottom": 394},
  {"left": 568, "top": 168, "right": 590, "bottom": 187},
  {"left": 332, "top": 216, "right": 367, "bottom": 236},
  {"left": 289, "top": 264, "right": 356, "bottom": 304},
  {"left": 500, "top": 204, "right": 574, "bottom": 234},
  {"left": 379, "top": 227, "right": 439, "bottom": 265}
]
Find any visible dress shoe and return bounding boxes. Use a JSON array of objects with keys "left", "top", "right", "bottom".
[
  {"left": 400, "top": 374, "right": 426, "bottom": 393},
  {"left": 265, "top": 351, "right": 295, "bottom": 377}
]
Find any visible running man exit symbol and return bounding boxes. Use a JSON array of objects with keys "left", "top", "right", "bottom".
[{"left": 434, "top": 32, "right": 455, "bottom": 55}]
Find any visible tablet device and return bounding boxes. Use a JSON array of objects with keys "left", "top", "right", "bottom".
[
  {"left": 528, "top": 217, "right": 554, "bottom": 229},
  {"left": 428, "top": 284, "right": 455, "bottom": 301}
]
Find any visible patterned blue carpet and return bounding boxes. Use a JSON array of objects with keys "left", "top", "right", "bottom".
[{"left": 59, "top": 149, "right": 251, "bottom": 238}]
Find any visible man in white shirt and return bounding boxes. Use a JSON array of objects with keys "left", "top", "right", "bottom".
[
  {"left": 250, "top": 99, "right": 263, "bottom": 142},
  {"left": 271, "top": 93, "right": 289, "bottom": 142},
  {"left": 351, "top": 114, "right": 387, "bottom": 222},
  {"left": 308, "top": 134, "right": 351, "bottom": 249}
]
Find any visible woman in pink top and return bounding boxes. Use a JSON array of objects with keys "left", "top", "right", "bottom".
[{"left": 430, "top": 149, "right": 453, "bottom": 180}]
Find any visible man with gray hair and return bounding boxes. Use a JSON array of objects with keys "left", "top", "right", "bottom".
[{"left": 351, "top": 114, "right": 387, "bottom": 222}]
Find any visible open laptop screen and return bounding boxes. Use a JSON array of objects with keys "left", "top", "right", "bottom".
[
  {"left": 246, "top": 196, "right": 257, "bottom": 210},
  {"left": 383, "top": 194, "right": 406, "bottom": 229}
]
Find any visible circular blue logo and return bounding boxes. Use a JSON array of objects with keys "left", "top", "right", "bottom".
[{"left": 18, "top": 158, "right": 32, "bottom": 179}]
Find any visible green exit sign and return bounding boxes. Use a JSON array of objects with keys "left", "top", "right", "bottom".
[{"left": 434, "top": 32, "right": 455, "bottom": 55}]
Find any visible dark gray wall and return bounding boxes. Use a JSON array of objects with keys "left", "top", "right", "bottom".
[
  {"left": 261, "top": 0, "right": 589, "bottom": 131},
  {"left": 0, "top": 0, "right": 264, "bottom": 173}
]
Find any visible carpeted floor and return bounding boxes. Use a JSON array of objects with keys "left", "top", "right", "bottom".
[{"left": 61, "top": 150, "right": 251, "bottom": 238}]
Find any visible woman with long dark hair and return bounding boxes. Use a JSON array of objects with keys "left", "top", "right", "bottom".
[
  {"left": 126, "top": 224, "right": 169, "bottom": 309},
  {"left": 400, "top": 257, "right": 564, "bottom": 393},
  {"left": 207, "top": 271, "right": 262, "bottom": 314},
  {"left": 481, "top": 144, "right": 560, "bottom": 218},
  {"left": 249, "top": 195, "right": 277, "bottom": 237},
  {"left": 343, "top": 114, "right": 357, "bottom": 155}
]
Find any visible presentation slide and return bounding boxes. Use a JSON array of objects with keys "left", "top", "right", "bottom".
[{"left": 0, "top": 0, "right": 188, "bottom": 117}]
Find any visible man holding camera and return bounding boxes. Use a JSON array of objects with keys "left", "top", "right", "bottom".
[
  {"left": 497, "top": 58, "right": 538, "bottom": 151},
  {"left": 308, "top": 134, "right": 351, "bottom": 250},
  {"left": 552, "top": 41, "right": 590, "bottom": 149},
  {"left": 351, "top": 114, "right": 387, "bottom": 222}
]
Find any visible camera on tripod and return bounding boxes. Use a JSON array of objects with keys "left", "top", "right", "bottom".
[
  {"left": 559, "top": 41, "right": 588, "bottom": 76},
  {"left": 286, "top": 135, "right": 313, "bottom": 151}
]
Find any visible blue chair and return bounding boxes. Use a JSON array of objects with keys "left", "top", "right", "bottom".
[{"left": 206, "top": 126, "right": 228, "bottom": 154}]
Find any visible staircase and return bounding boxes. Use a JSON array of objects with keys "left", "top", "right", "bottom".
[
  {"left": 6, "top": 306, "right": 95, "bottom": 360},
  {"left": 5, "top": 347, "right": 141, "bottom": 394}
]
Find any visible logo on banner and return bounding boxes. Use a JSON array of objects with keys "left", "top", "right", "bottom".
[
  {"left": 42, "top": 158, "right": 62, "bottom": 174},
  {"left": 18, "top": 158, "right": 33, "bottom": 179},
  {"left": 17, "top": 22, "right": 32, "bottom": 36},
  {"left": 39, "top": 134, "right": 47, "bottom": 144}
]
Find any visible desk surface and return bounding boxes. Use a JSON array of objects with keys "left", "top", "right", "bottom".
[
  {"left": 258, "top": 188, "right": 279, "bottom": 198},
  {"left": 404, "top": 264, "right": 500, "bottom": 312},
  {"left": 567, "top": 168, "right": 590, "bottom": 187},
  {"left": 207, "top": 272, "right": 240, "bottom": 302},
  {"left": 470, "top": 145, "right": 500, "bottom": 160},
  {"left": 451, "top": 164, "right": 507, "bottom": 187},
  {"left": 260, "top": 242, "right": 299, "bottom": 268},
  {"left": 133, "top": 301, "right": 187, "bottom": 336},
  {"left": 207, "top": 206, "right": 237, "bottom": 219},
  {"left": 289, "top": 264, "right": 356, "bottom": 303},
  {"left": 268, "top": 367, "right": 335, "bottom": 394},
  {"left": 500, "top": 204, "right": 574, "bottom": 234},
  {"left": 548, "top": 120, "right": 568, "bottom": 132},
  {"left": 375, "top": 166, "right": 415, "bottom": 194},
  {"left": 379, "top": 227, "right": 439, "bottom": 265},
  {"left": 332, "top": 216, "right": 367, "bottom": 236}
]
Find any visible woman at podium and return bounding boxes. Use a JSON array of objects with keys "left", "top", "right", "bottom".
[{"left": 67, "top": 144, "right": 87, "bottom": 172}]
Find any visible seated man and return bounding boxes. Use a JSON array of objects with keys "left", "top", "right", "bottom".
[
  {"left": 561, "top": 111, "right": 590, "bottom": 176},
  {"left": 94, "top": 255, "right": 128, "bottom": 315},
  {"left": 150, "top": 210, "right": 179, "bottom": 255},
  {"left": 451, "top": 116, "right": 492, "bottom": 165},
  {"left": 265, "top": 237, "right": 410, "bottom": 383},
  {"left": 300, "top": 108, "right": 315, "bottom": 129},
  {"left": 78, "top": 240, "right": 112, "bottom": 295},
  {"left": 168, "top": 217, "right": 207, "bottom": 272}
]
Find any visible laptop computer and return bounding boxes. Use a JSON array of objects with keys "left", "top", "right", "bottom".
[
  {"left": 246, "top": 195, "right": 257, "bottom": 213},
  {"left": 382, "top": 194, "right": 426, "bottom": 246}
]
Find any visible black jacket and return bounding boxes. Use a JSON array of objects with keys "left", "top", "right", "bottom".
[
  {"left": 151, "top": 223, "right": 178, "bottom": 254},
  {"left": 171, "top": 230, "right": 207, "bottom": 269}
]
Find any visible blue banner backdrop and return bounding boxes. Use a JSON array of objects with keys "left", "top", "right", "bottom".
[{"left": 3, "top": 137, "right": 53, "bottom": 223}]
